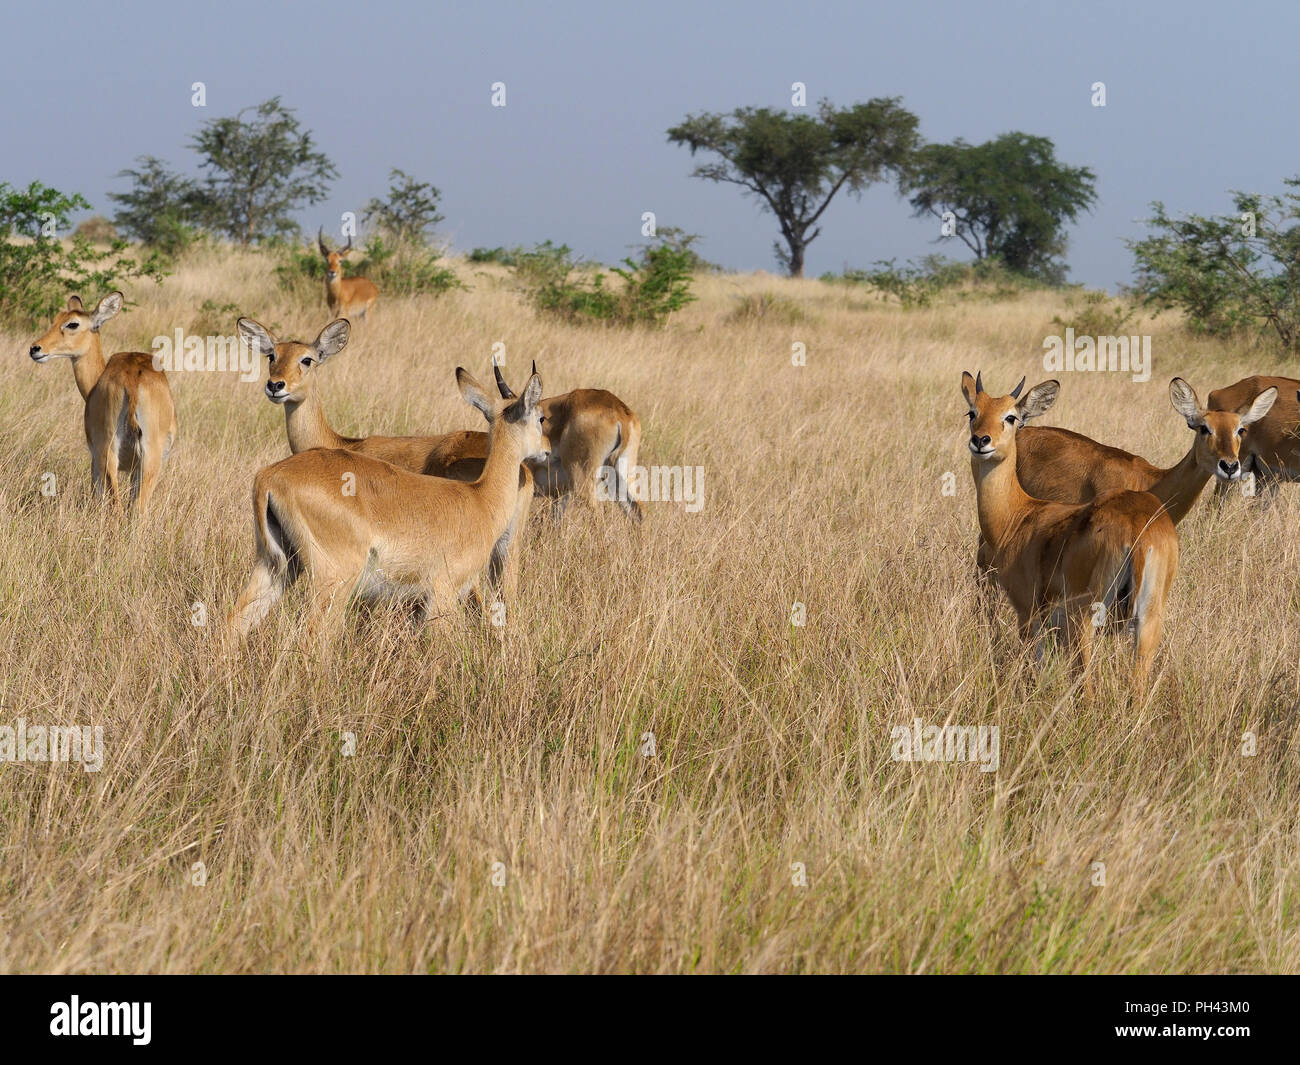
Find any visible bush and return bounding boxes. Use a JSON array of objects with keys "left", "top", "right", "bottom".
[
  {"left": 74, "top": 215, "right": 118, "bottom": 243},
  {"left": 108, "top": 155, "right": 203, "bottom": 257},
  {"left": 359, "top": 235, "right": 464, "bottom": 298},
  {"left": 1051, "top": 289, "right": 1138, "bottom": 336},
  {"left": 363, "top": 169, "right": 444, "bottom": 244},
  {"left": 1129, "top": 184, "right": 1300, "bottom": 346},
  {"left": 469, "top": 246, "right": 518, "bottom": 266},
  {"left": 728, "top": 292, "right": 806, "bottom": 324},
  {"left": 823, "top": 255, "right": 1039, "bottom": 307},
  {"left": 512, "top": 237, "right": 697, "bottom": 326},
  {"left": 0, "top": 181, "right": 167, "bottom": 329}
]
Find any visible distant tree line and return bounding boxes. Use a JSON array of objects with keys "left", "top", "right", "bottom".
[{"left": 668, "top": 99, "right": 1097, "bottom": 282}]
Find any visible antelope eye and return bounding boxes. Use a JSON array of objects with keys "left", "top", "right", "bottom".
[
  {"left": 966, "top": 411, "right": 975, "bottom": 420},
  {"left": 300, "top": 357, "right": 313, "bottom": 367},
  {"left": 1199, "top": 425, "right": 1210, "bottom": 435},
  {"left": 1004, "top": 414, "right": 1016, "bottom": 425},
  {"left": 1237, "top": 427, "right": 1246, "bottom": 436},
  {"left": 65, "top": 321, "right": 79, "bottom": 331}
]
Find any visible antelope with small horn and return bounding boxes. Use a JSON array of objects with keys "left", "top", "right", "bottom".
[{"left": 318, "top": 228, "right": 378, "bottom": 319}]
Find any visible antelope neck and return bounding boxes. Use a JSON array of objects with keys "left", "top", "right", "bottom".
[
  {"left": 70, "top": 332, "right": 108, "bottom": 400},
  {"left": 283, "top": 390, "right": 349, "bottom": 453}
]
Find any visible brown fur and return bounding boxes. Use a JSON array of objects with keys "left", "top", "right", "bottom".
[
  {"left": 238, "top": 316, "right": 532, "bottom": 605},
  {"left": 318, "top": 231, "right": 378, "bottom": 319},
  {"left": 963, "top": 373, "right": 1179, "bottom": 693},
  {"left": 228, "top": 366, "right": 548, "bottom": 640},
  {"left": 1207, "top": 375, "right": 1300, "bottom": 494},
  {"left": 532, "top": 387, "right": 643, "bottom": 522},
  {"left": 29, "top": 293, "right": 177, "bottom": 512},
  {"left": 978, "top": 379, "right": 1276, "bottom": 582}
]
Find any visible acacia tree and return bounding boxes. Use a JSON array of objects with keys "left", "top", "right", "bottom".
[
  {"left": 905, "top": 132, "right": 1096, "bottom": 282},
  {"left": 667, "top": 98, "right": 920, "bottom": 277},
  {"left": 190, "top": 97, "right": 337, "bottom": 244}
]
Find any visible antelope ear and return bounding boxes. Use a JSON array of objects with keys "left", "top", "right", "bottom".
[
  {"left": 456, "top": 368, "right": 495, "bottom": 421},
  {"left": 1016, "top": 380, "right": 1059, "bottom": 421},
  {"left": 960, "top": 371, "right": 978, "bottom": 406},
  {"left": 1169, "top": 378, "right": 1203, "bottom": 428},
  {"left": 521, "top": 372, "right": 542, "bottom": 411},
  {"left": 91, "top": 292, "right": 123, "bottom": 330},
  {"left": 237, "top": 317, "right": 277, "bottom": 356},
  {"left": 314, "top": 318, "right": 350, "bottom": 360},
  {"left": 1240, "top": 386, "right": 1277, "bottom": 427}
]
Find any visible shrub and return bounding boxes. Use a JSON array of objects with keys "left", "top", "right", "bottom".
[
  {"left": 824, "top": 255, "right": 1040, "bottom": 307},
  {"left": 469, "top": 246, "right": 518, "bottom": 266},
  {"left": 513, "top": 242, "right": 619, "bottom": 321},
  {"left": 512, "top": 238, "right": 696, "bottom": 326},
  {"left": 108, "top": 155, "right": 203, "bottom": 257},
  {"left": 363, "top": 169, "right": 444, "bottom": 244},
  {"left": 74, "top": 215, "right": 118, "bottom": 243},
  {"left": 1129, "top": 184, "right": 1300, "bottom": 346},
  {"left": 728, "top": 292, "right": 806, "bottom": 324},
  {"left": 1051, "top": 289, "right": 1138, "bottom": 336},
  {"left": 0, "top": 181, "right": 167, "bottom": 329}
]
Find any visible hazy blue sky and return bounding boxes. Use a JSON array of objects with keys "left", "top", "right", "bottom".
[{"left": 2, "top": 0, "right": 1294, "bottom": 288}]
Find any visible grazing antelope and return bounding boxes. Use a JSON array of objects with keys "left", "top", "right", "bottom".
[
  {"left": 237, "top": 316, "right": 531, "bottom": 602},
  {"left": 228, "top": 365, "right": 549, "bottom": 640},
  {"left": 28, "top": 293, "right": 177, "bottom": 512},
  {"left": 318, "top": 229, "right": 378, "bottom": 319},
  {"left": 1206, "top": 376, "right": 1300, "bottom": 498},
  {"left": 978, "top": 377, "right": 1278, "bottom": 578},
  {"left": 532, "top": 372, "right": 643, "bottom": 523},
  {"left": 963, "top": 373, "right": 1178, "bottom": 691}
]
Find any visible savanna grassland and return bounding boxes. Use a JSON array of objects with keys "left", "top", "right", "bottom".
[{"left": 1, "top": 247, "right": 1298, "bottom": 973}]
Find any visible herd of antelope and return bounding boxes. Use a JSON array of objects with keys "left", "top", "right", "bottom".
[
  {"left": 964, "top": 370, "right": 1300, "bottom": 692},
  {"left": 27, "top": 255, "right": 643, "bottom": 643},
  {"left": 26, "top": 258, "right": 1300, "bottom": 688}
]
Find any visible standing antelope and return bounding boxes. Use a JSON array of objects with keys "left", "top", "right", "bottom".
[
  {"left": 228, "top": 365, "right": 548, "bottom": 640},
  {"left": 237, "top": 316, "right": 531, "bottom": 602},
  {"left": 978, "top": 377, "right": 1278, "bottom": 579},
  {"left": 1206, "top": 375, "right": 1300, "bottom": 498},
  {"left": 318, "top": 229, "right": 378, "bottom": 319},
  {"left": 28, "top": 293, "right": 177, "bottom": 512},
  {"left": 963, "top": 373, "right": 1178, "bottom": 691}
]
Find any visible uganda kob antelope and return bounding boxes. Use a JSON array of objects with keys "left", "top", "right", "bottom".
[
  {"left": 318, "top": 229, "right": 378, "bottom": 319},
  {"left": 28, "top": 293, "right": 177, "bottom": 511},
  {"left": 238, "top": 316, "right": 532, "bottom": 602},
  {"left": 1007, "top": 379, "right": 1280, "bottom": 516},
  {"left": 977, "top": 377, "right": 1277, "bottom": 584},
  {"left": 963, "top": 373, "right": 1178, "bottom": 691},
  {"left": 1206, "top": 375, "right": 1300, "bottom": 497},
  {"left": 229, "top": 364, "right": 549, "bottom": 640},
  {"left": 532, "top": 369, "right": 643, "bottom": 523}
]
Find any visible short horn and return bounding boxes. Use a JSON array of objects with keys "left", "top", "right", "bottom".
[
  {"left": 975, "top": 371, "right": 984, "bottom": 394},
  {"left": 531, "top": 359, "right": 538, "bottom": 376},
  {"left": 1009, "top": 376, "right": 1026, "bottom": 399},
  {"left": 493, "top": 362, "right": 516, "bottom": 399}
]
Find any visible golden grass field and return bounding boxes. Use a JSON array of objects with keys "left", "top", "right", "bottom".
[{"left": 1, "top": 245, "right": 1298, "bottom": 973}]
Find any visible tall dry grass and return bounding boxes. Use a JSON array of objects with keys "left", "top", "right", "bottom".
[{"left": 1, "top": 250, "right": 1298, "bottom": 973}]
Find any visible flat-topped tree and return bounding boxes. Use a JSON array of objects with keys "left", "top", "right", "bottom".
[{"left": 668, "top": 98, "right": 920, "bottom": 277}]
